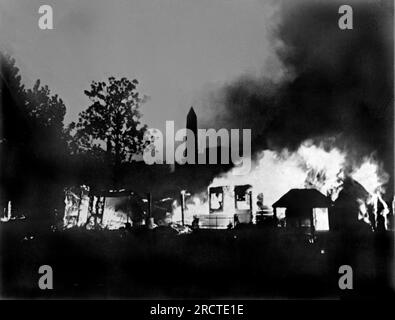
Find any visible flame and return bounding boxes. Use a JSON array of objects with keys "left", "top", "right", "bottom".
[
  {"left": 173, "top": 140, "right": 390, "bottom": 226},
  {"left": 61, "top": 141, "right": 390, "bottom": 231},
  {"left": 351, "top": 158, "right": 389, "bottom": 196}
]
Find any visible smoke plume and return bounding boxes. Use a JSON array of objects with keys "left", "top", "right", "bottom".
[{"left": 200, "top": 0, "right": 394, "bottom": 195}]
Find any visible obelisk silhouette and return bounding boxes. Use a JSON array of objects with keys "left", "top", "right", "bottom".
[{"left": 186, "top": 107, "right": 198, "bottom": 163}]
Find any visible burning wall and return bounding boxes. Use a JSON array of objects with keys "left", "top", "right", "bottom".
[{"left": 63, "top": 188, "right": 148, "bottom": 230}]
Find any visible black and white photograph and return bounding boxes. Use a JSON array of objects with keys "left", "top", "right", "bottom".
[{"left": 0, "top": 0, "right": 394, "bottom": 303}]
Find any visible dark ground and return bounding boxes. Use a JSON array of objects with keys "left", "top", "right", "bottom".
[{"left": 0, "top": 221, "right": 394, "bottom": 299}]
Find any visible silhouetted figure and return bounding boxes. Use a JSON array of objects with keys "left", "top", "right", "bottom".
[
  {"left": 256, "top": 193, "right": 264, "bottom": 210},
  {"left": 192, "top": 216, "right": 200, "bottom": 230},
  {"left": 233, "top": 214, "right": 239, "bottom": 227}
]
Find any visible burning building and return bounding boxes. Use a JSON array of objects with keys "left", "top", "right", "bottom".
[
  {"left": 272, "top": 188, "right": 331, "bottom": 234},
  {"left": 330, "top": 177, "right": 390, "bottom": 233},
  {"left": 175, "top": 184, "right": 254, "bottom": 229},
  {"left": 203, "top": 184, "right": 253, "bottom": 229},
  {"left": 173, "top": 140, "right": 392, "bottom": 233},
  {"left": 63, "top": 186, "right": 151, "bottom": 230}
]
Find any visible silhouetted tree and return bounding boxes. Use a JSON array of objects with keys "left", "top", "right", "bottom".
[
  {"left": 0, "top": 52, "right": 28, "bottom": 145},
  {"left": 1, "top": 52, "right": 68, "bottom": 225},
  {"left": 0, "top": 52, "right": 29, "bottom": 218},
  {"left": 25, "top": 79, "right": 67, "bottom": 161},
  {"left": 70, "top": 77, "right": 151, "bottom": 186}
]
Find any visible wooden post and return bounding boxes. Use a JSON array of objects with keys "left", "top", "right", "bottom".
[
  {"left": 147, "top": 192, "right": 152, "bottom": 225},
  {"left": 180, "top": 191, "right": 185, "bottom": 226},
  {"left": 249, "top": 191, "right": 253, "bottom": 224},
  {"left": 310, "top": 209, "right": 315, "bottom": 238},
  {"left": 209, "top": 189, "right": 212, "bottom": 213},
  {"left": 100, "top": 196, "right": 106, "bottom": 224},
  {"left": 88, "top": 194, "right": 94, "bottom": 220},
  {"left": 76, "top": 188, "right": 83, "bottom": 225}
]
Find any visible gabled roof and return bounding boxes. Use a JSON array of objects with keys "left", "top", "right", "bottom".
[{"left": 272, "top": 188, "right": 331, "bottom": 208}]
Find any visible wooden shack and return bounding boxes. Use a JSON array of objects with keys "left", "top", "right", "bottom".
[{"left": 272, "top": 189, "right": 332, "bottom": 234}]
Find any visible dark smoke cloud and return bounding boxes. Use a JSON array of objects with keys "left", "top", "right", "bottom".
[{"left": 201, "top": 0, "right": 393, "bottom": 193}]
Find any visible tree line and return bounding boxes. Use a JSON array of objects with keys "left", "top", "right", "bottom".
[{"left": 0, "top": 52, "right": 151, "bottom": 226}]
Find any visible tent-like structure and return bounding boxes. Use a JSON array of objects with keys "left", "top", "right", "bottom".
[
  {"left": 272, "top": 188, "right": 332, "bottom": 233},
  {"left": 332, "top": 177, "right": 371, "bottom": 232}
]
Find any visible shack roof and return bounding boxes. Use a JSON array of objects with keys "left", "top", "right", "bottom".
[{"left": 272, "top": 188, "right": 331, "bottom": 209}]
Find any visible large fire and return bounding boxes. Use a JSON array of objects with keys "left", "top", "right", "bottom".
[
  {"left": 59, "top": 140, "right": 390, "bottom": 231},
  {"left": 172, "top": 140, "right": 390, "bottom": 227}
]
